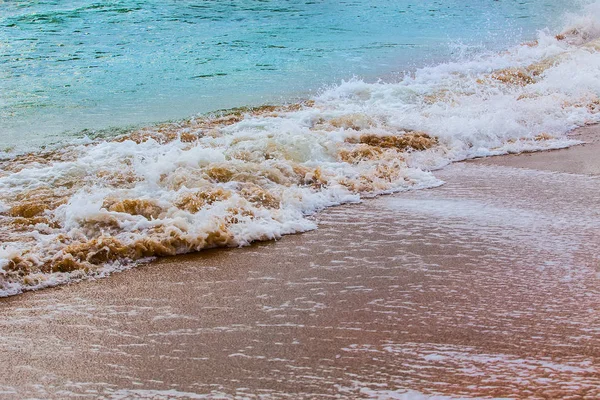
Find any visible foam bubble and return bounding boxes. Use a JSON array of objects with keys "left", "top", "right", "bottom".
[{"left": 2, "top": 4, "right": 600, "bottom": 296}]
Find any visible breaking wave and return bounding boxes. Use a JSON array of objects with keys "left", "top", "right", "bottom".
[{"left": 2, "top": 3, "right": 600, "bottom": 296}]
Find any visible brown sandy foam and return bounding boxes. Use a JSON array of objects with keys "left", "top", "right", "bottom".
[
  {"left": 0, "top": 104, "right": 439, "bottom": 284},
  {"left": 0, "top": 127, "right": 599, "bottom": 399}
]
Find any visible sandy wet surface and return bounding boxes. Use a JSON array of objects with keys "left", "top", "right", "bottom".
[
  {"left": 476, "top": 125, "right": 600, "bottom": 175},
  {"left": 1, "top": 132, "right": 599, "bottom": 399}
]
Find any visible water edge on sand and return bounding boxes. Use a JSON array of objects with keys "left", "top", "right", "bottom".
[{"left": 0, "top": 127, "right": 599, "bottom": 399}]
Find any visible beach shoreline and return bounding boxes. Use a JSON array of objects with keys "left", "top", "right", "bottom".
[
  {"left": 0, "top": 125, "right": 598, "bottom": 398},
  {"left": 473, "top": 124, "right": 600, "bottom": 175}
]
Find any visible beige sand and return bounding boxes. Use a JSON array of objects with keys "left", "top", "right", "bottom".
[{"left": 0, "top": 127, "right": 599, "bottom": 399}]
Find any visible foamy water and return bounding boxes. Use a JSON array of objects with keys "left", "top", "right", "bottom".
[
  {"left": 0, "top": 0, "right": 572, "bottom": 150},
  {"left": 2, "top": 2, "right": 600, "bottom": 296}
]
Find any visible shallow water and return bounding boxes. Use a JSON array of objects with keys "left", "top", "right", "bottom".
[
  {"left": 0, "top": 161, "right": 598, "bottom": 398},
  {"left": 2, "top": 1, "right": 600, "bottom": 295},
  {"left": 1, "top": 0, "right": 573, "bottom": 150}
]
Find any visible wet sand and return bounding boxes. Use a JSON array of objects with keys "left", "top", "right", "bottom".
[
  {"left": 1, "top": 128, "right": 600, "bottom": 399},
  {"left": 476, "top": 125, "right": 600, "bottom": 175}
]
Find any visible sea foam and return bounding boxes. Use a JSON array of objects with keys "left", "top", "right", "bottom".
[{"left": 2, "top": 3, "right": 600, "bottom": 296}]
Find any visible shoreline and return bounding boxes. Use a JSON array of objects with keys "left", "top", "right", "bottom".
[
  {"left": 473, "top": 124, "right": 600, "bottom": 175},
  {"left": 3, "top": 27, "right": 599, "bottom": 295},
  {"left": 0, "top": 125, "right": 598, "bottom": 398}
]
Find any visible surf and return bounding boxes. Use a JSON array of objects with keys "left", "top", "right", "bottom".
[{"left": 2, "top": 1, "right": 600, "bottom": 296}]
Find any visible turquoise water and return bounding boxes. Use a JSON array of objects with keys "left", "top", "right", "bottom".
[{"left": 0, "top": 0, "right": 574, "bottom": 150}]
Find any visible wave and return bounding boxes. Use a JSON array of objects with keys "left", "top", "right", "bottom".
[{"left": 2, "top": 3, "right": 600, "bottom": 296}]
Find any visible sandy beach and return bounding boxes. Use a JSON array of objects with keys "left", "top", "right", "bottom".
[{"left": 1, "top": 126, "right": 599, "bottom": 399}]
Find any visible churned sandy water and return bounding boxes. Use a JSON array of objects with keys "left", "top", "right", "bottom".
[{"left": 0, "top": 127, "right": 598, "bottom": 399}]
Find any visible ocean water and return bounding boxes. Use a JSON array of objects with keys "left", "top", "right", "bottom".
[
  {"left": 2, "top": 0, "right": 600, "bottom": 296},
  {"left": 0, "top": 0, "right": 574, "bottom": 151}
]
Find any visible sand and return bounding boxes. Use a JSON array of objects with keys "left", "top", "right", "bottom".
[
  {"left": 0, "top": 127, "right": 599, "bottom": 399},
  {"left": 476, "top": 124, "right": 600, "bottom": 175}
]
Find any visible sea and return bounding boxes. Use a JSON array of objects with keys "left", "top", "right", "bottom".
[
  {"left": 1, "top": 0, "right": 600, "bottom": 296},
  {"left": 0, "top": 0, "right": 585, "bottom": 150}
]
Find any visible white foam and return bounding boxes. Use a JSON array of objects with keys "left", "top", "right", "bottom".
[{"left": 2, "top": 2, "right": 600, "bottom": 296}]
